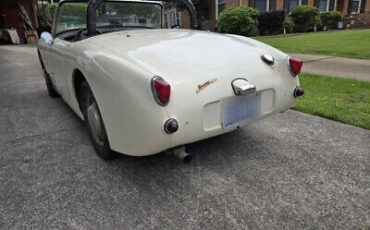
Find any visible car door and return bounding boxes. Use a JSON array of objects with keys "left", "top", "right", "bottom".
[
  {"left": 38, "top": 39, "right": 51, "bottom": 73},
  {"left": 47, "top": 1, "right": 87, "bottom": 102},
  {"left": 47, "top": 38, "right": 71, "bottom": 101}
]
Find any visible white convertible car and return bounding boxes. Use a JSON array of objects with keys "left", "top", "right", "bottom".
[{"left": 38, "top": 0, "right": 304, "bottom": 162}]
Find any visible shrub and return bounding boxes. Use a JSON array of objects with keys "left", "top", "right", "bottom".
[
  {"left": 320, "top": 11, "right": 343, "bottom": 29},
  {"left": 313, "top": 18, "right": 324, "bottom": 31},
  {"left": 283, "top": 18, "right": 294, "bottom": 33},
  {"left": 218, "top": 6, "right": 259, "bottom": 36},
  {"left": 48, "top": 3, "right": 87, "bottom": 21},
  {"left": 48, "top": 3, "right": 57, "bottom": 19},
  {"left": 258, "top": 10, "right": 285, "bottom": 35},
  {"left": 290, "top": 5, "right": 320, "bottom": 32}
]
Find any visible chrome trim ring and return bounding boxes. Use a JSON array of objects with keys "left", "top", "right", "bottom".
[{"left": 87, "top": 102, "right": 103, "bottom": 143}]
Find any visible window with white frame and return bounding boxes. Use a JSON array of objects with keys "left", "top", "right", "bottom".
[
  {"left": 285, "top": 0, "right": 302, "bottom": 12},
  {"left": 217, "top": 0, "right": 226, "bottom": 16},
  {"left": 254, "top": 0, "right": 269, "bottom": 12},
  {"left": 289, "top": 0, "right": 300, "bottom": 11},
  {"left": 350, "top": 0, "right": 361, "bottom": 13},
  {"left": 164, "top": 9, "right": 181, "bottom": 28},
  {"left": 318, "top": 0, "right": 329, "bottom": 11}
]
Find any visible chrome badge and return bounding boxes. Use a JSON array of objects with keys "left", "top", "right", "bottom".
[{"left": 196, "top": 78, "right": 217, "bottom": 94}]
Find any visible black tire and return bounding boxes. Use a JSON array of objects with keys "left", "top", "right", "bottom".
[
  {"left": 80, "top": 81, "right": 116, "bottom": 159},
  {"left": 37, "top": 50, "right": 59, "bottom": 98},
  {"left": 43, "top": 70, "right": 59, "bottom": 98}
]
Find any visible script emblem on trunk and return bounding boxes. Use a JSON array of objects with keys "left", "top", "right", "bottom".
[{"left": 196, "top": 78, "right": 217, "bottom": 94}]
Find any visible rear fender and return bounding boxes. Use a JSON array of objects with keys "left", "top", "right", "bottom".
[{"left": 82, "top": 52, "right": 171, "bottom": 155}]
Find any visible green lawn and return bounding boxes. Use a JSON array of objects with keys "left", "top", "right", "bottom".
[
  {"left": 255, "top": 29, "right": 370, "bottom": 59},
  {"left": 292, "top": 73, "right": 370, "bottom": 129}
]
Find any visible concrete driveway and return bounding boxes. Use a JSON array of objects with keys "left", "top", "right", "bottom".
[{"left": 0, "top": 45, "right": 369, "bottom": 230}]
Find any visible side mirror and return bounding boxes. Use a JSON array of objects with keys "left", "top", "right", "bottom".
[{"left": 40, "top": 32, "right": 53, "bottom": 44}]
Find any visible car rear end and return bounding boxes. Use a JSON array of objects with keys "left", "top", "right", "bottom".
[
  {"left": 153, "top": 41, "right": 304, "bottom": 150},
  {"left": 89, "top": 30, "right": 303, "bottom": 156}
]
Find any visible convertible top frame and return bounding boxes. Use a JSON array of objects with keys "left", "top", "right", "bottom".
[
  {"left": 52, "top": 0, "right": 165, "bottom": 37},
  {"left": 52, "top": 0, "right": 198, "bottom": 37}
]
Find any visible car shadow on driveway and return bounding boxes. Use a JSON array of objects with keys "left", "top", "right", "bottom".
[{"left": 101, "top": 126, "right": 270, "bottom": 195}]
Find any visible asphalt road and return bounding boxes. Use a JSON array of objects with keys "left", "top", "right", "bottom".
[{"left": 0, "top": 45, "right": 369, "bottom": 230}]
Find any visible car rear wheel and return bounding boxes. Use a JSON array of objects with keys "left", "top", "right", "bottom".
[{"left": 80, "top": 81, "right": 117, "bottom": 159}]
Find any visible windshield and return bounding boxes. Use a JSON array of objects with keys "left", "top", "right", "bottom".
[{"left": 55, "top": 1, "right": 162, "bottom": 35}]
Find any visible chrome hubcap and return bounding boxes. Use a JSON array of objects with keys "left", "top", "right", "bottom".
[{"left": 87, "top": 102, "right": 102, "bottom": 142}]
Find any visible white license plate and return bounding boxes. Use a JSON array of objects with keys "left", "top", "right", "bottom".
[{"left": 222, "top": 92, "right": 261, "bottom": 128}]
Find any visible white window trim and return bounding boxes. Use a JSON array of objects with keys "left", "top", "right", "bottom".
[
  {"left": 326, "top": 0, "right": 330, "bottom": 11},
  {"left": 164, "top": 9, "right": 181, "bottom": 28},
  {"left": 288, "top": 0, "right": 302, "bottom": 13},
  {"left": 358, "top": 0, "right": 362, "bottom": 13},
  {"left": 316, "top": 0, "right": 330, "bottom": 12},
  {"left": 215, "top": 0, "right": 226, "bottom": 20},
  {"left": 215, "top": 0, "right": 219, "bottom": 20},
  {"left": 252, "top": 0, "right": 272, "bottom": 12},
  {"left": 350, "top": 0, "right": 362, "bottom": 13}
]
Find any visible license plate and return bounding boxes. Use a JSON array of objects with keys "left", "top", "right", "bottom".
[{"left": 222, "top": 92, "right": 261, "bottom": 128}]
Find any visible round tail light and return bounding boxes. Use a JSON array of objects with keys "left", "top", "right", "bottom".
[
  {"left": 151, "top": 76, "right": 170, "bottom": 106},
  {"left": 164, "top": 118, "right": 178, "bottom": 134}
]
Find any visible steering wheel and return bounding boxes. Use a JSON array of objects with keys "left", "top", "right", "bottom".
[{"left": 74, "top": 28, "right": 103, "bottom": 41}]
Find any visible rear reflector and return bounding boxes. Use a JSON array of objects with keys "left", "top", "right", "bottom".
[
  {"left": 294, "top": 86, "right": 304, "bottom": 97},
  {"left": 164, "top": 118, "right": 178, "bottom": 134},
  {"left": 288, "top": 57, "right": 303, "bottom": 76},
  {"left": 151, "top": 76, "right": 170, "bottom": 106}
]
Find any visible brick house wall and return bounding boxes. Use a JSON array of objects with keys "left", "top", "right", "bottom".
[
  {"left": 226, "top": 0, "right": 244, "bottom": 8},
  {"left": 181, "top": 0, "right": 369, "bottom": 29}
]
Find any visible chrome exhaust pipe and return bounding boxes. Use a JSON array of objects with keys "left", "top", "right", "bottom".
[{"left": 166, "top": 146, "right": 192, "bottom": 164}]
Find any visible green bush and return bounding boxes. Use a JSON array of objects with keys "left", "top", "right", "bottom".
[
  {"left": 218, "top": 6, "right": 259, "bottom": 36},
  {"left": 320, "top": 11, "right": 343, "bottom": 29},
  {"left": 283, "top": 18, "right": 294, "bottom": 33},
  {"left": 48, "top": 3, "right": 57, "bottom": 19},
  {"left": 313, "top": 18, "right": 324, "bottom": 31},
  {"left": 258, "top": 10, "right": 285, "bottom": 35},
  {"left": 290, "top": 5, "right": 320, "bottom": 32},
  {"left": 48, "top": 3, "right": 87, "bottom": 21}
]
